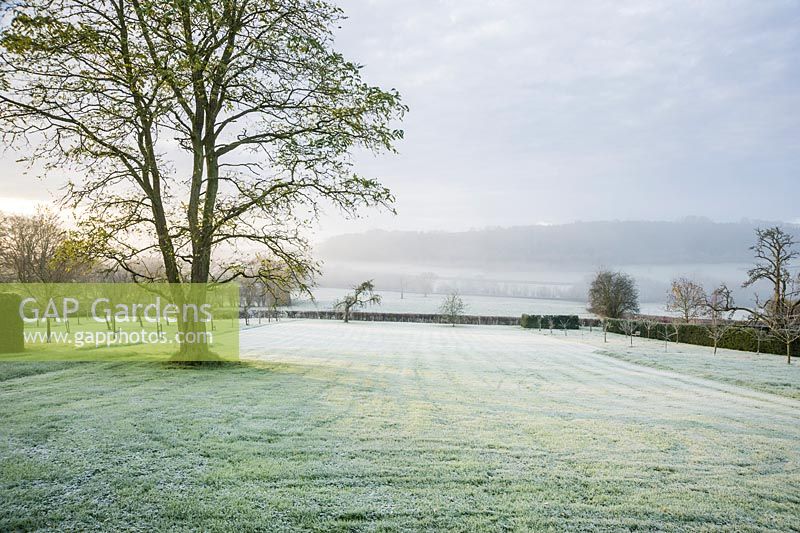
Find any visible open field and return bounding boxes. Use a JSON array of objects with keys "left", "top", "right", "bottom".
[
  {"left": 2, "top": 320, "right": 800, "bottom": 530},
  {"left": 285, "top": 287, "right": 681, "bottom": 318}
]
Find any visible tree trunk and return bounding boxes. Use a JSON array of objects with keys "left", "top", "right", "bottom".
[
  {"left": 788, "top": 341, "right": 792, "bottom": 365},
  {"left": 169, "top": 285, "right": 214, "bottom": 362},
  {"left": 174, "top": 318, "right": 215, "bottom": 362}
]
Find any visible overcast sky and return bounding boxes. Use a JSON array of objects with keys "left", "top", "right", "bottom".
[{"left": 1, "top": 0, "right": 799, "bottom": 237}]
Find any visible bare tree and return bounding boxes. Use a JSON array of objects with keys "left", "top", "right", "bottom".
[
  {"left": 0, "top": 209, "right": 94, "bottom": 342},
  {"left": 641, "top": 318, "right": 659, "bottom": 340},
  {"left": 763, "top": 285, "right": 800, "bottom": 364},
  {"left": 334, "top": 280, "right": 381, "bottom": 323},
  {"left": 618, "top": 317, "right": 639, "bottom": 347},
  {"left": 558, "top": 317, "right": 572, "bottom": 336},
  {"left": 439, "top": 292, "right": 466, "bottom": 327},
  {"left": 0, "top": 209, "right": 90, "bottom": 283},
  {"left": 666, "top": 278, "right": 707, "bottom": 323},
  {"left": 710, "top": 227, "right": 800, "bottom": 363},
  {"left": 418, "top": 272, "right": 437, "bottom": 298},
  {"left": 705, "top": 290, "right": 733, "bottom": 355},
  {"left": 240, "top": 278, "right": 261, "bottom": 327},
  {"left": 746, "top": 327, "right": 773, "bottom": 355},
  {"left": 744, "top": 227, "right": 797, "bottom": 309},
  {"left": 662, "top": 322, "right": 679, "bottom": 352},
  {"left": 588, "top": 269, "right": 639, "bottom": 320}
]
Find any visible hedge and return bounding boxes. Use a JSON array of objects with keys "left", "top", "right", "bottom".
[
  {"left": 521, "top": 314, "right": 580, "bottom": 330},
  {"left": 605, "top": 318, "right": 799, "bottom": 357},
  {"left": 285, "top": 310, "right": 520, "bottom": 326},
  {"left": 0, "top": 293, "right": 24, "bottom": 354}
]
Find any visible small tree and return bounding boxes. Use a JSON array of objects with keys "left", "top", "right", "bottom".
[
  {"left": 334, "top": 280, "right": 382, "bottom": 323},
  {"left": 439, "top": 292, "right": 466, "bottom": 327},
  {"left": 662, "top": 322, "right": 679, "bottom": 352},
  {"left": 746, "top": 327, "right": 773, "bottom": 355},
  {"left": 705, "top": 319, "right": 732, "bottom": 355},
  {"left": 558, "top": 317, "right": 572, "bottom": 336},
  {"left": 240, "top": 279, "right": 261, "bottom": 327},
  {"left": 767, "top": 308, "right": 800, "bottom": 364},
  {"left": 588, "top": 269, "right": 639, "bottom": 320},
  {"left": 619, "top": 317, "right": 639, "bottom": 347},
  {"left": 547, "top": 316, "right": 555, "bottom": 335},
  {"left": 666, "top": 278, "right": 707, "bottom": 323},
  {"left": 419, "top": 272, "right": 437, "bottom": 298},
  {"left": 755, "top": 276, "right": 800, "bottom": 363},
  {"left": 705, "top": 289, "right": 734, "bottom": 355},
  {"left": 601, "top": 317, "right": 610, "bottom": 343},
  {"left": 641, "top": 319, "right": 659, "bottom": 340}
]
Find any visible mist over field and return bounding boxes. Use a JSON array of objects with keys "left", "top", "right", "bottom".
[{"left": 315, "top": 219, "right": 797, "bottom": 305}]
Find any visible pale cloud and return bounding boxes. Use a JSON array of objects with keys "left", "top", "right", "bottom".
[
  {"left": 317, "top": 0, "right": 800, "bottom": 237},
  {"left": 1, "top": 0, "right": 799, "bottom": 238}
]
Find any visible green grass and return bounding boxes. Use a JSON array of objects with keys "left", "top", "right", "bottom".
[{"left": 2, "top": 321, "right": 800, "bottom": 531}]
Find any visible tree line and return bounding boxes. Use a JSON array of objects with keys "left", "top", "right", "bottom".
[{"left": 587, "top": 226, "right": 800, "bottom": 363}]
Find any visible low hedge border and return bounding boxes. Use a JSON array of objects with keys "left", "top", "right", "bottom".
[{"left": 521, "top": 314, "right": 580, "bottom": 330}]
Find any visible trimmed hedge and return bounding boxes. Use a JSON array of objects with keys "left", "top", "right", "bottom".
[
  {"left": 605, "top": 318, "right": 799, "bottom": 357},
  {"left": 285, "top": 310, "right": 520, "bottom": 325},
  {"left": 0, "top": 293, "right": 24, "bottom": 354},
  {"left": 521, "top": 314, "right": 580, "bottom": 330}
]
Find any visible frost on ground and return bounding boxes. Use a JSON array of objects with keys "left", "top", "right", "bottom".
[
  {"left": 561, "top": 326, "right": 800, "bottom": 400},
  {"left": 1, "top": 319, "right": 799, "bottom": 530},
  {"left": 239, "top": 320, "right": 800, "bottom": 529}
]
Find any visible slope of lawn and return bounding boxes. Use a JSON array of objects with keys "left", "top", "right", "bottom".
[
  {"left": 2, "top": 320, "right": 800, "bottom": 531},
  {"left": 562, "top": 328, "right": 800, "bottom": 400}
]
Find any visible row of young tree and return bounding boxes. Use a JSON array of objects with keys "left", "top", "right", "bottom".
[{"left": 588, "top": 226, "right": 800, "bottom": 363}]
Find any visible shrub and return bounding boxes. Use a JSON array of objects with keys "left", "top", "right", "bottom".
[
  {"left": 0, "top": 293, "right": 24, "bottom": 354},
  {"left": 521, "top": 314, "right": 580, "bottom": 330}
]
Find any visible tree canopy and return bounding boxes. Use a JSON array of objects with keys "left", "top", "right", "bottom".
[
  {"left": 588, "top": 269, "right": 639, "bottom": 320},
  {"left": 0, "top": 0, "right": 406, "bottom": 290}
]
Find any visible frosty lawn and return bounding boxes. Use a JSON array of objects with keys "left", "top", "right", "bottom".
[{"left": 2, "top": 320, "right": 799, "bottom": 530}]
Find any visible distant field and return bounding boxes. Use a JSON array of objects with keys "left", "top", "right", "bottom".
[
  {"left": 286, "top": 287, "right": 692, "bottom": 318},
  {"left": 286, "top": 287, "right": 593, "bottom": 316},
  {"left": 2, "top": 320, "right": 799, "bottom": 530}
]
